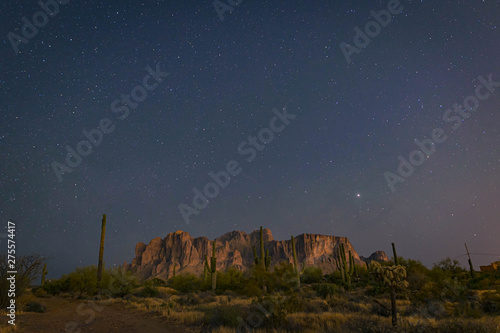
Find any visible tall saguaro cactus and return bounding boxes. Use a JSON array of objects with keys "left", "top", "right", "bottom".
[
  {"left": 97, "top": 214, "right": 107, "bottom": 288},
  {"left": 336, "top": 243, "right": 354, "bottom": 289},
  {"left": 392, "top": 242, "right": 399, "bottom": 266},
  {"left": 41, "top": 263, "right": 48, "bottom": 286},
  {"left": 259, "top": 226, "right": 265, "bottom": 269},
  {"left": 349, "top": 250, "right": 357, "bottom": 277},
  {"left": 210, "top": 240, "right": 217, "bottom": 291},
  {"left": 291, "top": 235, "right": 300, "bottom": 290},
  {"left": 252, "top": 226, "right": 271, "bottom": 271},
  {"left": 264, "top": 249, "right": 271, "bottom": 271}
]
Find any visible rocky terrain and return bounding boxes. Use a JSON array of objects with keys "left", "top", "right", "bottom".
[{"left": 123, "top": 229, "right": 389, "bottom": 280}]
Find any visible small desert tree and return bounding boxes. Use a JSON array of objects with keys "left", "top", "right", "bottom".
[{"left": 0, "top": 254, "right": 45, "bottom": 308}]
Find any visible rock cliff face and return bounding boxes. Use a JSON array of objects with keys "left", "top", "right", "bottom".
[
  {"left": 123, "top": 229, "right": 388, "bottom": 280},
  {"left": 360, "top": 251, "right": 390, "bottom": 264}
]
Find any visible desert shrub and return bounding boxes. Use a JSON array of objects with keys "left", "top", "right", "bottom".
[
  {"left": 341, "top": 314, "right": 392, "bottom": 333},
  {"left": 425, "top": 300, "right": 449, "bottom": 319},
  {"left": 216, "top": 267, "right": 246, "bottom": 292},
  {"left": 0, "top": 254, "right": 45, "bottom": 308},
  {"left": 33, "top": 287, "right": 49, "bottom": 298},
  {"left": 204, "top": 305, "right": 245, "bottom": 329},
  {"left": 301, "top": 267, "right": 323, "bottom": 284},
  {"left": 281, "top": 294, "right": 304, "bottom": 313},
  {"left": 303, "top": 299, "right": 329, "bottom": 313},
  {"left": 314, "top": 283, "right": 340, "bottom": 299},
  {"left": 437, "top": 318, "right": 499, "bottom": 332},
  {"left": 101, "top": 268, "right": 140, "bottom": 297},
  {"left": 241, "top": 278, "right": 264, "bottom": 297},
  {"left": 144, "top": 277, "right": 167, "bottom": 287},
  {"left": 169, "top": 273, "right": 203, "bottom": 293},
  {"left": 325, "top": 270, "right": 343, "bottom": 284},
  {"left": 140, "top": 285, "right": 159, "bottom": 298},
  {"left": 24, "top": 302, "right": 47, "bottom": 313},
  {"left": 177, "top": 294, "right": 201, "bottom": 306},
  {"left": 198, "top": 291, "right": 217, "bottom": 304},
  {"left": 40, "top": 266, "right": 139, "bottom": 297},
  {"left": 327, "top": 294, "right": 366, "bottom": 314},
  {"left": 398, "top": 258, "right": 431, "bottom": 298},
  {"left": 247, "top": 294, "right": 303, "bottom": 328},
  {"left": 270, "top": 262, "right": 300, "bottom": 292},
  {"left": 58, "top": 266, "right": 99, "bottom": 295},
  {"left": 286, "top": 312, "right": 347, "bottom": 332},
  {"left": 452, "top": 301, "right": 483, "bottom": 318},
  {"left": 480, "top": 291, "right": 500, "bottom": 314},
  {"left": 435, "top": 257, "right": 465, "bottom": 276},
  {"left": 41, "top": 278, "right": 64, "bottom": 295}
]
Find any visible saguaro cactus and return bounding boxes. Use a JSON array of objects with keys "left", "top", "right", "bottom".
[
  {"left": 97, "top": 214, "right": 107, "bottom": 288},
  {"left": 41, "top": 263, "right": 48, "bottom": 286},
  {"left": 291, "top": 235, "right": 300, "bottom": 289},
  {"left": 335, "top": 243, "right": 356, "bottom": 289},
  {"left": 253, "top": 227, "right": 271, "bottom": 271},
  {"left": 349, "top": 250, "right": 357, "bottom": 277},
  {"left": 210, "top": 240, "right": 217, "bottom": 291},
  {"left": 264, "top": 249, "right": 271, "bottom": 271},
  {"left": 259, "top": 227, "right": 265, "bottom": 269},
  {"left": 392, "top": 242, "right": 399, "bottom": 266},
  {"left": 253, "top": 246, "right": 260, "bottom": 266},
  {"left": 370, "top": 261, "right": 409, "bottom": 327}
]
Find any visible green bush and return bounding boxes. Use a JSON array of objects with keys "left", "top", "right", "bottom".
[
  {"left": 204, "top": 305, "right": 244, "bottom": 328},
  {"left": 216, "top": 267, "right": 246, "bottom": 292},
  {"left": 24, "top": 302, "right": 47, "bottom": 313},
  {"left": 169, "top": 273, "right": 203, "bottom": 293},
  {"left": 177, "top": 294, "right": 201, "bottom": 306},
  {"left": 40, "top": 266, "right": 139, "bottom": 297},
  {"left": 33, "top": 287, "right": 49, "bottom": 298},
  {"left": 140, "top": 285, "right": 159, "bottom": 298},
  {"left": 144, "top": 277, "right": 167, "bottom": 287},
  {"left": 314, "top": 283, "right": 339, "bottom": 299},
  {"left": 301, "top": 267, "right": 323, "bottom": 284},
  {"left": 480, "top": 291, "right": 500, "bottom": 314}
]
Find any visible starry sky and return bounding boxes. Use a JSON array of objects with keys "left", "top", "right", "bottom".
[{"left": 1, "top": 0, "right": 499, "bottom": 279}]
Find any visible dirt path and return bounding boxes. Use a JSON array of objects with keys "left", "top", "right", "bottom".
[{"left": 1, "top": 297, "right": 193, "bottom": 333}]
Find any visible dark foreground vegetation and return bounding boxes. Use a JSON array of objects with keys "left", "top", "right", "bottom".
[{"left": 7, "top": 254, "right": 500, "bottom": 332}]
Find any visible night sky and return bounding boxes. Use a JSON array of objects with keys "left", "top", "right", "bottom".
[{"left": 1, "top": 0, "right": 499, "bottom": 279}]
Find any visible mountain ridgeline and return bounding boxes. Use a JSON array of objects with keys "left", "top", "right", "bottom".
[{"left": 122, "top": 229, "right": 389, "bottom": 280}]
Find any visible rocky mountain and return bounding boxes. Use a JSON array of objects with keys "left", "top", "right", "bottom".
[
  {"left": 360, "top": 251, "right": 390, "bottom": 264},
  {"left": 122, "top": 229, "right": 389, "bottom": 280}
]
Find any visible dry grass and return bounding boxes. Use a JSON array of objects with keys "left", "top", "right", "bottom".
[{"left": 0, "top": 325, "right": 18, "bottom": 333}]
